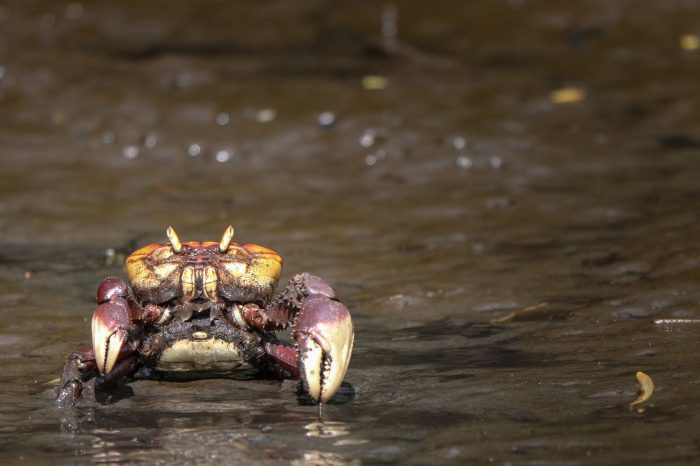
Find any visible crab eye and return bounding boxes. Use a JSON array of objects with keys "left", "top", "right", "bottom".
[
  {"left": 166, "top": 226, "right": 183, "bottom": 253},
  {"left": 218, "top": 225, "right": 235, "bottom": 253}
]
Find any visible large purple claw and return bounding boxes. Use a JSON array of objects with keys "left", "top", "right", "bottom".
[
  {"left": 294, "top": 294, "right": 354, "bottom": 403},
  {"left": 92, "top": 298, "right": 132, "bottom": 376}
]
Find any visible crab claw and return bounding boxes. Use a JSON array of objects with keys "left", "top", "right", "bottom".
[
  {"left": 294, "top": 295, "right": 354, "bottom": 403},
  {"left": 91, "top": 298, "right": 132, "bottom": 376}
]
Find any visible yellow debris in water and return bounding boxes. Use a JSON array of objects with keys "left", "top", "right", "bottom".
[
  {"left": 680, "top": 34, "right": 700, "bottom": 51},
  {"left": 362, "top": 75, "right": 388, "bottom": 90},
  {"left": 629, "top": 371, "right": 654, "bottom": 409},
  {"left": 550, "top": 87, "right": 586, "bottom": 104},
  {"left": 490, "top": 302, "right": 549, "bottom": 325}
]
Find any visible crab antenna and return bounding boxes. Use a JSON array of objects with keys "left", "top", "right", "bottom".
[
  {"left": 166, "top": 226, "right": 183, "bottom": 253},
  {"left": 219, "top": 225, "right": 235, "bottom": 253}
]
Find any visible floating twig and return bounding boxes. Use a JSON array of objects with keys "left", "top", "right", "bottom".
[
  {"left": 653, "top": 319, "right": 700, "bottom": 325},
  {"left": 490, "top": 302, "right": 550, "bottom": 325}
]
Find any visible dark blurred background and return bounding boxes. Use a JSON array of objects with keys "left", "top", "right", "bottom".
[{"left": 1, "top": 1, "right": 700, "bottom": 464}]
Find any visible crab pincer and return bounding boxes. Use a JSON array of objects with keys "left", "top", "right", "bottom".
[
  {"left": 91, "top": 297, "right": 134, "bottom": 376},
  {"left": 295, "top": 294, "right": 354, "bottom": 403}
]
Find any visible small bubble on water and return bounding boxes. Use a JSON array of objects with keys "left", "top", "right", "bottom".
[
  {"left": 359, "top": 129, "right": 376, "bottom": 148},
  {"left": 381, "top": 4, "right": 398, "bottom": 41},
  {"left": 0, "top": 65, "right": 5, "bottom": 80},
  {"left": 104, "top": 248, "right": 119, "bottom": 266},
  {"left": 143, "top": 133, "right": 158, "bottom": 148},
  {"left": 365, "top": 154, "right": 378, "bottom": 166},
  {"left": 101, "top": 131, "right": 114, "bottom": 145},
  {"left": 188, "top": 144, "right": 201, "bottom": 157},
  {"left": 452, "top": 136, "right": 467, "bottom": 151},
  {"left": 65, "top": 2, "right": 84, "bottom": 20},
  {"left": 216, "top": 112, "right": 230, "bottom": 126},
  {"left": 317, "top": 111, "right": 336, "bottom": 127},
  {"left": 175, "top": 73, "right": 193, "bottom": 88},
  {"left": 456, "top": 155, "right": 472, "bottom": 169},
  {"left": 490, "top": 155, "right": 503, "bottom": 169},
  {"left": 255, "top": 108, "right": 276, "bottom": 123},
  {"left": 122, "top": 145, "right": 139, "bottom": 159},
  {"left": 215, "top": 149, "right": 233, "bottom": 163}
]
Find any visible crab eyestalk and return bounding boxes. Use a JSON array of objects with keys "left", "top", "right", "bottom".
[
  {"left": 91, "top": 299, "right": 132, "bottom": 375},
  {"left": 166, "top": 226, "right": 183, "bottom": 253},
  {"left": 219, "top": 225, "right": 235, "bottom": 253}
]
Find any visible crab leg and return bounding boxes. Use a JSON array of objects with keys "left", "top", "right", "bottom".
[
  {"left": 263, "top": 340, "right": 300, "bottom": 378},
  {"left": 95, "top": 354, "right": 140, "bottom": 389},
  {"left": 56, "top": 296, "right": 141, "bottom": 406},
  {"left": 56, "top": 345, "right": 97, "bottom": 407}
]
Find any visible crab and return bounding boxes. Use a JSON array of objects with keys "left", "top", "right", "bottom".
[{"left": 57, "top": 226, "right": 354, "bottom": 406}]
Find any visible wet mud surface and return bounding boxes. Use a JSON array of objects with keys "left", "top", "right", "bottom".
[{"left": 1, "top": 1, "right": 700, "bottom": 464}]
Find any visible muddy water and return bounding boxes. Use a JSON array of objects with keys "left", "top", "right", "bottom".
[{"left": 1, "top": 1, "right": 700, "bottom": 464}]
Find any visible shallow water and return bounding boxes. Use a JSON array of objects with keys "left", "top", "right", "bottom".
[{"left": 1, "top": 1, "right": 700, "bottom": 464}]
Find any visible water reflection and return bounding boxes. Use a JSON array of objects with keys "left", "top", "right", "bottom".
[
  {"left": 292, "top": 450, "right": 360, "bottom": 466},
  {"left": 305, "top": 421, "right": 349, "bottom": 438},
  {"left": 90, "top": 436, "right": 124, "bottom": 464},
  {"left": 60, "top": 407, "right": 95, "bottom": 434},
  {"left": 301, "top": 420, "right": 368, "bottom": 463}
]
